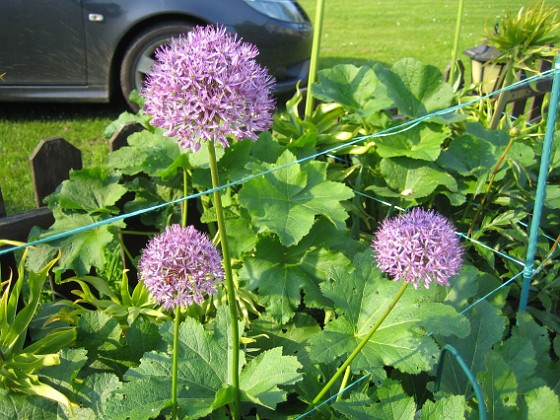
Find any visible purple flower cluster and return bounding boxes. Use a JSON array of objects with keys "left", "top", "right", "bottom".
[
  {"left": 371, "top": 208, "right": 463, "bottom": 289},
  {"left": 142, "top": 25, "right": 276, "bottom": 152},
  {"left": 138, "top": 224, "right": 224, "bottom": 310}
]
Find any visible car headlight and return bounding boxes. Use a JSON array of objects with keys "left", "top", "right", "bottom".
[{"left": 243, "top": 0, "right": 307, "bottom": 23}]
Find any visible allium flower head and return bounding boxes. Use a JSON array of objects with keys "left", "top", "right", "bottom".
[
  {"left": 142, "top": 25, "right": 276, "bottom": 152},
  {"left": 371, "top": 208, "right": 463, "bottom": 289},
  {"left": 138, "top": 224, "right": 224, "bottom": 310}
]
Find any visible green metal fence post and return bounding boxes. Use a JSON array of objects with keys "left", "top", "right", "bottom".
[{"left": 519, "top": 55, "right": 560, "bottom": 313}]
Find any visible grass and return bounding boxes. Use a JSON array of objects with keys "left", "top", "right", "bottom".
[{"left": 0, "top": 0, "right": 536, "bottom": 215}]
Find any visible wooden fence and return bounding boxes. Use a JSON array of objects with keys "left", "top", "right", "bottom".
[{"left": 0, "top": 122, "right": 143, "bottom": 281}]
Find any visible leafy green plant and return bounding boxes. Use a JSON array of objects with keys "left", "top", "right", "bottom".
[
  {"left": 3, "top": 20, "right": 559, "bottom": 415},
  {"left": 59, "top": 272, "right": 169, "bottom": 327},
  {"left": 0, "top": 241, "right": 76, "bottom": 411},
  {"left": 485, "top": 1, "right": 560, "bottom": 128}
]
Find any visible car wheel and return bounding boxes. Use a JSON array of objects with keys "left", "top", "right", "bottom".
[{"left": 119, "top": 21, "right": 194, "bottom": 110}]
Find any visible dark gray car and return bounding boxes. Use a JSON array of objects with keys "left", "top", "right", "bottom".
[{"left": 0, "top": 0, "right": 311, "bottom": 108}]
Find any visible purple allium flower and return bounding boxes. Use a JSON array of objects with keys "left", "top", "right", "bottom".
[
  {"left": 138, "top": 224, "right": 224, "bottom": 310},
  {"left": 371, "top": 208, "right": 463, "bottom": 289},
  {"left": 142, "top": 25, "right": 276, "bottom": 152}
]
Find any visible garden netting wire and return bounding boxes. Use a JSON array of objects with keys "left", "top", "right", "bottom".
[{"left": 0, "top": 56, "right": 559, "bottom": 416}]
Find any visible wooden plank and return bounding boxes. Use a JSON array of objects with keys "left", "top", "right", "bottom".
[
  {"left": 0, "top": 207, "right": 54, "bottom": 242},
  {"left": 0, "top": 186, "right": 5, "bottom": 217},
  {"left": 109, "top": 121, "right": 144, "bottom": 152},
  {"left": 0, "top": 207, "right": 54, "bottom": 281},
  {"left": 29, "top": 137, "right": 82, "bottom": 207}
]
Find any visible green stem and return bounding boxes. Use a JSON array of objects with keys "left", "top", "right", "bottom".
[
  {"left": 304, "top": 0, "right": 326, "bottom": 119},
  {"left": 335, "top": 366, "right": 352, "bottom": 402},
  {"left": 310, "top": 282, "right": 409, "bottom": 406},
  {"left": 489, "top": 61, "right": 515, "bottom": 130},
  {"left": 181, "top": 168, "right": 188, "bottom": 228},
  {"left": 207, "top": 141, "right": 240, "bottom": 420},
  {"left": 171, "top": 308, "right": 181, "bottom": 419},
  {"left": 448, "top": 0, "right": 464, "bottom": 86}
]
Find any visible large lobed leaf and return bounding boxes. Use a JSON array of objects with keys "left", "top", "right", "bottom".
[
  {"left": 239, "top": 149, "right": 354, "bottom": 247},
  {"left": 375, "top": 122, "right": 450, "bottom": 161},
  {"left": 239, "top": 221, "right": 353, "bottom": 323},
  {"left": 105, "top": 307, "right": 302, "bottom": 418},
  {"left": 311, "top": 64, "right": 392, "bottom": 116},
  {"left": 374, "top": 58, "right": 454, "bottom": 118},
  {"left": 308, "top": 251, "right": 470, "bottom": 376}
]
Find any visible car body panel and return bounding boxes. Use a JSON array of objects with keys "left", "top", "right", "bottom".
[
  {"left": 0, "top": 0, "right": 87, "bottom": 85},
  {"left": 0, "top": 0, "right": 311, "bottom": 102}
]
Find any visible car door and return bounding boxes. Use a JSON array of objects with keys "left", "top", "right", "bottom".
[{"left": 0, "top": 0, "right": 86, "bottom": 85}]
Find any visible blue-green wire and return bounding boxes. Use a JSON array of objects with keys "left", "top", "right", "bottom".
[{"left": 434, "top": 344, "right": 487, "bottom": 420}]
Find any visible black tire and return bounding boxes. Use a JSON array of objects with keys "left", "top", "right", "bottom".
[{"left": 119, "top": 21, "right": 194, "bottom": 110}]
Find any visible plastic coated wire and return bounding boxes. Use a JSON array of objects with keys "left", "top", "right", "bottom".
[{"left": 434, "top": 344, "right": 487, "bottom": 420}]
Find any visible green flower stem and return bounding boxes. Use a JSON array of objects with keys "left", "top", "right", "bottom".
[
  {"left": 489, "top": 61, "right": 515, "bottom": 130},
  {"left": 448, "top": 0, "right": 464, "bottom": 86},
  {"left": 181, "top": 168, "right": 188, "bottom": 228},
  {"left": 304, "top": 0, "right": 326, "bottom": 119},
  {"left": 311, "top": 281, "right": 409, "bottom": 407},
  {"left": 171, "top": 167, "right": 189, "bottom": 420},
  {"left": 171, "top": 308, "right": 181, "bottom": 419},
  {"left": 335, "top": 366, "right": 352, "bottom": 402},
  {"left": 207, "top": 141, "right": 240, "bottom": 420}
]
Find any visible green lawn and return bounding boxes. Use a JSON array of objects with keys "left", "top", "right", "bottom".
[{"left": 0, "top": 0, "right": 534, "bottom": 215}]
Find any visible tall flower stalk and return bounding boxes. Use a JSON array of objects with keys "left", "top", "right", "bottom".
[
  {"left": 142, "top": 25, "right": 275, "bottom": 419},
  {"left": 310, "top": 208, "right": 463, "bottom": 407},
  {"left": 138, "top": 225, "right": 224, "bottom": 418}
]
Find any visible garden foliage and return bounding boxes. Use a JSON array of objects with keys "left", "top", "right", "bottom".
[{"left": 1, "top": 52, "right": 559, "bottom": 418}]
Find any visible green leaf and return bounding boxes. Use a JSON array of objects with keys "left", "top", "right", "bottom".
[
  {"left": 498, "top": 335, "right": 541, "bottom": 393},
  {"left": 240, "top": 347, "right": 302, "bottom": 409},
  {"left": 375, "top": 123, "right": 449, "bottom": 161},
  {"left": 311, "top": 64, "right": 392, "bottom": 115},
  {"left": 0, "top": 387, "right": 58, "bottom": 419},
  {"left": 104, "top": 378, "right": 175, "bottom": 420},
  {"left": 438, "top": 133, "right": 497, "bottom": 177},
  {"left": 309, "top": 251, "right": 469, "bottom": 375},
  {"left": 515, "top": 312, "right": 559, "bottom": 391},
  {"left": 377, "top": 157, "right": 457, "bottom": 199},
  {"left": 239, "top": 235, "right": 343, "bottom": 322},
  {"left": 28, "top": 213, "right": 125, "bottom": 276},
  {"left": 45, "top": 167, "right": 127, "bottom": 215},
  {"left": 437, "top": 301, "right": 506, "bottom": 396},
  {"left": 39, "top": 348, "right": 87, "bottom": 399},
  {"left": 108, "top": 130, "right": 182, "bottom": 177},
  {"left": 239, "top": 149, "right": 354, "bottom": 246},
  {"left": 251, "top": 313, "right": 321, "bottom": 372},
  {"left": 478, "top": 352, "right": 518, "bottom": 418},
  {"left": 544, "top": 185, "right": 560, "bottom": 209},
  {"left": 374, "top": 58, "right": 454, "bottom": 118},
  {"left": 440, "top": 263, "right": 484, "bottom": 311},
  {"left": 522, "top": 386, "right": 560, "bottom": 419},
  {"left": 118, "top": 307, "right": 300, "bottom": 415},
  {"left": 333, "top": 380, "right": 415, "bottom": 419},
  {"left": 420, "top": 394, "right": 468, "bottom": 419},
  {"left": 75, "top": 372, "right": 123, "bottom": 416},
  {"left": 74, "top": 310, "right": 152, "bottom": 376}
]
